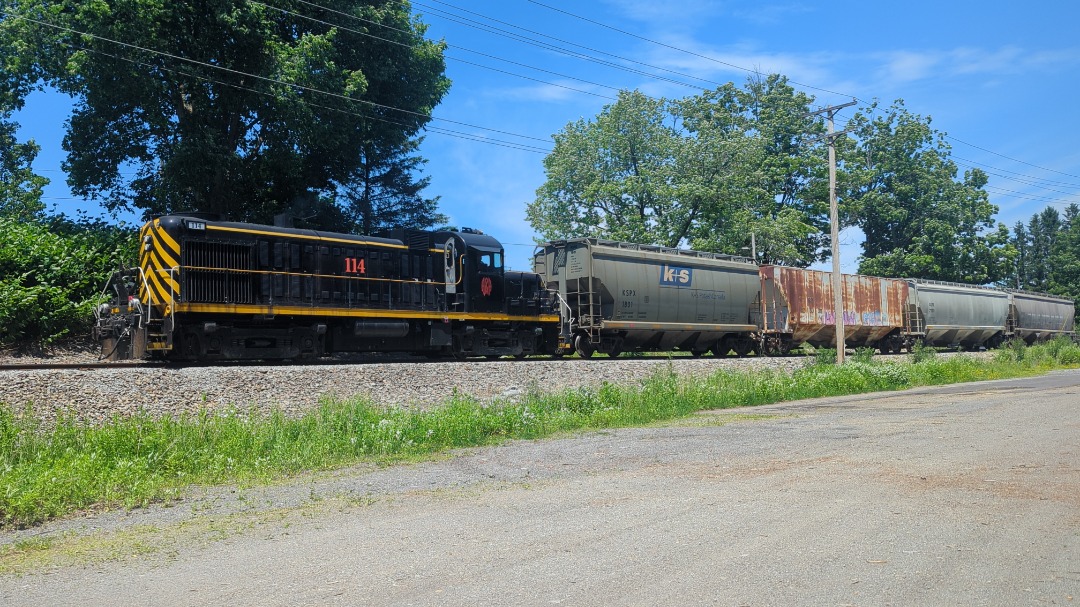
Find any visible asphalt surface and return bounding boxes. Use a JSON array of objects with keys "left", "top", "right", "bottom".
[{"left": 3, "top": 370, "right": 1079, "bottom": 606}]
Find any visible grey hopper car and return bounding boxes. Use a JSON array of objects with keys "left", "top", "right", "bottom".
[
  {"left": 533, "top": 239, "right": 759, "bottom": 357},
  {"left": 1008, "top": 290, "right": 1076, "bottom": 343},
  {"left": 907, "top": 280, "right": 1010, "bottom": 348}
]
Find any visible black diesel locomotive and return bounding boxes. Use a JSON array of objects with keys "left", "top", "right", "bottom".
[{"left": 95, "top": 215, "right": 560, "bottom": 360}]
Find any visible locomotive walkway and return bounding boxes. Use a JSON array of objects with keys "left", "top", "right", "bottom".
[{"left": 3, "top": 370, "right": 1079, "bottom": 605}]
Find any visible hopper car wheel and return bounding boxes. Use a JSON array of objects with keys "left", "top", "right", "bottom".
[
  {"left": 711, "top": 340, "right": 730, "bottom": 358},
  {"left": 732, "top": 337, "right": 753, "bottom": 358},
  {"left": 574, "top": 334, "right": 595, "bottom": 358}
]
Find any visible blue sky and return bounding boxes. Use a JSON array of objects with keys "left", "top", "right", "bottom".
[{"left": 14, "top": 0, "right": 1080, "bottom": 272}]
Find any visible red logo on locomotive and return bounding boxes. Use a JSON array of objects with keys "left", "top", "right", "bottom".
[{"left": 480, "top": 276, "right": 493, "bottom": 296}]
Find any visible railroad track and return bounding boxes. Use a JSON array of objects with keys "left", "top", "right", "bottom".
[
  {"left": 0, "top": 350, "right": 831, "bottom": 373},
  {"left": 0, "top": 361, "right": 168, "bottom": 372}
]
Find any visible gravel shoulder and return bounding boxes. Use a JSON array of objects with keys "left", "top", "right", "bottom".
[
  {"left": 2, "top": 369, "right": 1077, "bottom": 606},
  {"left": 0, "top": 346, "right": 989, "bottom": 424}
]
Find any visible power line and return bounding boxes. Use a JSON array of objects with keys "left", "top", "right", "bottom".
[
  {"left": 946, "top": 135, "right": 1080, "bottom": 181},
  {"left": 7, "top": 11, "right": 553, "bottom": 148},
  {"left": 523, "top": 0, "right": 861, "bottom": 102},
  {"left": 409, "top": 0, "right": 722, "bottom": 91},
  {"left": 250, "top": 0, "right": 618, "bottom": 100},
  {"left": 952, "top": 156, "right": 1080, "bottom": 189},
  {"left": 518, "top": 1, "right": 1080, "bottom": 191},
  {"left": 60, "top": 36, "right": 554, "bottom": 155}
]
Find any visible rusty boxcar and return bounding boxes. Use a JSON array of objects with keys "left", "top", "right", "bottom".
[{"left": 757, "top": 266, "right": 909, "bottom": 354}]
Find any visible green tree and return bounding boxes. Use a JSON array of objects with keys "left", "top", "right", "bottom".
[
  {"left": 339, "top": 136, "right": 447, "bottom": 235},
  {"left": 1011, "top": 220, "right": 1029, "bottom": 289},
  {"left": 528, "top": 90, "right": 686, "bottom": 246},
  {"left": 1011, "top": 204, "right": 1080, "bottom": 300},
  {"left": 717, "top": 74, "right": 829, "bottom": 265},
  {"left": 0, "top": 215, "right": 135, "bottom": 345},
  {"left": 843, "top": 100, "right": 1012, "bottom": 283},
  {"left": 0, "top": 115, "right": 47, "bottom": 220},
  {"left": 529, "top": 78, "right": 826, "bottom": 265},
  {"left": 0, "top": 0, "right": 450, "bottom": 224},
  {"left": 1048, "top": 204, "right": 1080, "bottom": 301}
]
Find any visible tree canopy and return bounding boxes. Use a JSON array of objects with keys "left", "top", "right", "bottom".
[
  {"left": 0, "top": 114, "right": 47, "bottom": 220},
  {"left": 532, "top": 82, "right": 1015, "bottom": 280},
  {"left": 529, "top": 76, "right": 829, "bottom": 266},
  {"left": 1011, "top": 204, "right": 1080, "bottom": 297},
  {"left": 0, "top": 0, "right": 450, "bottom": 228},
  {"left": 841, "top": 100, "right": 1013, "bottom": 283}
]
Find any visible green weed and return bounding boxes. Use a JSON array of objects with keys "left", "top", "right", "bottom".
[{"left": 2, "top": 340, "right": 1079, "bottom": 528}]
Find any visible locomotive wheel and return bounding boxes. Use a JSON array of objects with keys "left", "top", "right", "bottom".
[
  {"left": 451, "top": 336, "right": 468, "bottom": 360},
  {"left": 574, "top": 334, "right": 595, "bottom": 358}
]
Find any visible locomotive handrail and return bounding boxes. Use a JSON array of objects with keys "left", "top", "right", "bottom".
[
  {"left": 551, "top": 289, "right": 575, "bottom": 327},
  {"left": 179, "top": 264, "right": 446, "bottom": 286}
]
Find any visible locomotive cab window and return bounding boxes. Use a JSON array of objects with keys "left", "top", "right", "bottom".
[{"left": 477, "top": 252, "right": 502, "bottom": 271}]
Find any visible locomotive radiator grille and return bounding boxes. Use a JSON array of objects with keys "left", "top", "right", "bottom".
[{"left": 182, "top": 241, "right": 256, "bottom": 304}]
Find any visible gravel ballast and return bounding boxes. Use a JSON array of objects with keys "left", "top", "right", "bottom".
[{"left": 1, "top": 356, "right": 811, "bottom": 424}]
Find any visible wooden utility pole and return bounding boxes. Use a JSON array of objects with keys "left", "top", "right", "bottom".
[{"left": 811, "top": 100, "right": 857, "bottom": 363}]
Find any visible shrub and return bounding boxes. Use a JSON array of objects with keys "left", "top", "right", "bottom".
[
  {"left": 0, "top": 215, "right": 135, "bottom": 346},
  {"left": 910, "top": 340, "right": 937, "bottom": 363}
]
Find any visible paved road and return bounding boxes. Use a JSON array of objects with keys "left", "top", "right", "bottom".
[{"left": 3, "top": 371, "right": 1079, "bottom": 606}]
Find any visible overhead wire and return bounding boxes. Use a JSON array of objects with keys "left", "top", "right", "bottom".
[
  {"left": 407, "top": 0, "right": 724, "bottom": 91},
  {"left": 509, "top": 1, "right": 1077, "bottom": 206},
  {"left": 60, "top": 34, "right": 554, "bottom": 155},
  {"left": 5, "top": 11, "right": 554, "bottom": 149},
  {"left": 249, "top": 0, "right": 618, "bottom": 100}
]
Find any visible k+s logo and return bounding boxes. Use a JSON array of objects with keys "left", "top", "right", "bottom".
[{"left": 660, "top": 265, "right": 692, "bottom": 287}]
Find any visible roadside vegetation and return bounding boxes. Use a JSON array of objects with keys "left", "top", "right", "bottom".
[
  {"left": 0, "top": 215, "right": 135, "bottom": 347},
  {"left": 2, "top": 339, "right": 1079, "bottom": 528}
]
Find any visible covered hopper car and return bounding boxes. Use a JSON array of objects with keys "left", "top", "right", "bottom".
[
  {"left": 533, "top": 238, "right": 760, "bottom": 357},
  {"left": 757, "top": 266, "right": 909, "bottom": 354},
  {"left": 534, "top": 238, "right": 1076, "bottom": 357}
]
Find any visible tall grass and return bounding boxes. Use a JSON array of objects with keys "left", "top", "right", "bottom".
[{"left": 2, "top": 338, "right": 1078, "bottom": 528}]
